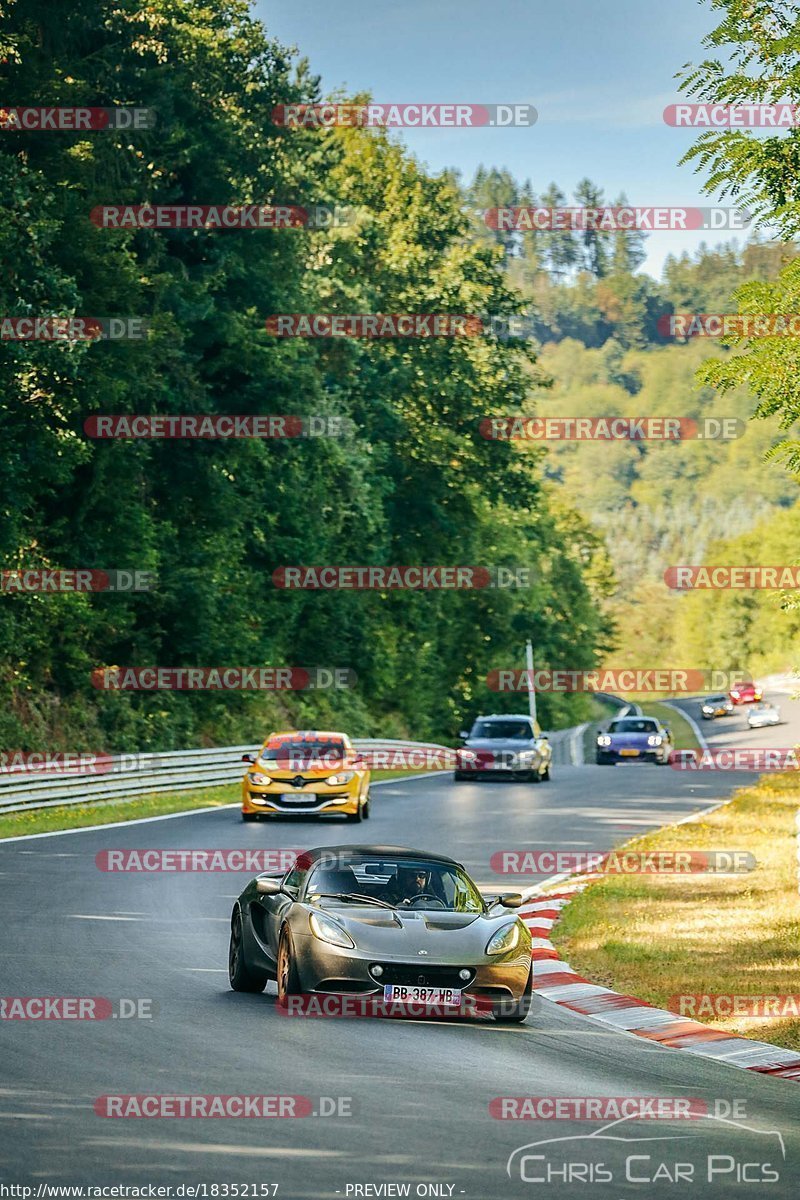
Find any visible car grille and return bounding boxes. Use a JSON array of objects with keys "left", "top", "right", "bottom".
[{"left": 377, "top": 964, "right": 475, "bottom": 988}]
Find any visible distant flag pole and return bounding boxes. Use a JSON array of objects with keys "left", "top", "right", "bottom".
[{"left": 525, "top": 639, "right": 538, "bottom": 732}]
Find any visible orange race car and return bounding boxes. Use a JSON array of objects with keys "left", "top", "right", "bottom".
[{"left": 241, "top": 730, "right": 370, "bottom": 823}]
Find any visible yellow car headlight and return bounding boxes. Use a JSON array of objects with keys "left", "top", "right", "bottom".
[
  {"left": 325, "top": 771, "right": 355, "bottom": 786},
  {"left": 247, "top": 772, "right": 271, "bottom": 786}
]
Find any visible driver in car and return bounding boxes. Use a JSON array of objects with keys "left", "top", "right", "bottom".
[{"left": 388, "top": 867, "right": 445, "bottom": 906}]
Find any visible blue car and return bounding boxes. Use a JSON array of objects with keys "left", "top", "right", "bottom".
[{"left": 595, "top": 716, "right": 672, "bottom": 765}]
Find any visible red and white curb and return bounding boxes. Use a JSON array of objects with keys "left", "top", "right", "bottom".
[{"left": 520, "top": 880, "right": 800, "bottom": 1083}]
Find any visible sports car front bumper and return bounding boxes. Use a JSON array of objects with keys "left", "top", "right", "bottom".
[{"left": 291, "top": 933, "right": 532, "bottom": 1002}]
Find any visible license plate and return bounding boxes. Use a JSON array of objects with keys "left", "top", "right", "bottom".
[
  {"left": 619, "top": 748, "right": 640, "bottom": 757},
  {"left": 280, "top": 793, "right": 311, "bottom": 802},
  {"left": 383, "top": 984, "right": 462, "bottom": 1006}
]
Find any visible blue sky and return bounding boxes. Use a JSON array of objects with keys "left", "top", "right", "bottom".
[{"left": 255, "top": 0, "right": 740, "bottom": 277}]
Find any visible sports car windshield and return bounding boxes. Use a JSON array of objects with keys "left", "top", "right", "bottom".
[
  {"left": 607, "top": 719, "right": 658, "bottom": 734},
  {"left": 470, "top": 720, "right": 532, "bottom": 740},
  {"left": 261, "top": 738, "right": 347, "bottom": 768},
  {"left": 304, "top": 857, "right": 485, "bottom": 912}
]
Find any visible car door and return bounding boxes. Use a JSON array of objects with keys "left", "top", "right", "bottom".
[{"left": 262, "top": 863, "right": 306, "bottom": 963}]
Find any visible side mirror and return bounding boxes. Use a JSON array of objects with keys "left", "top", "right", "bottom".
[
  {"left": 256, "top": 877, "right": 283, "bottom": 896},
  {"left": 459, "top": 730, "right": 469, "bottom": 740},
  {"left": 490, "top": 892, "right": 524, "bottom": 909},
  {"left": 241, "top": 753, "right": 256, "bottom": 764},
  {"left": 539, "top": 734, "right": 549, "bottom": 741},
  {"left": 353, "top": 756, "right": 368, "bottom": 770},
  {"left": 663, "top": 727, "right": 672, "bottom": 738}
]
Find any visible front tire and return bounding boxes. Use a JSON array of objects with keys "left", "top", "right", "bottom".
[
  {"left": 241, "top": 811, "right": 258, "bottom": 823},
  {"left": 229, "top": 910, "right": 269, "bottom": 993},
  {"left": 277, "top": 928, "right": 302, "bottom": 999},
  {"left": 493, "top": 966, "right": 533, "bottom": 1024},
  {"left": 362, "top": 793, "right": 371, "bottom": 819},
  {"left": 346, "top": 800, "right": 363, "bottom": 823},
  {"left": 541, "top": 764, "right": 551, "bottom": 781}
]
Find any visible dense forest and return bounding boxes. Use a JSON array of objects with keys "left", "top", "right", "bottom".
[
  {"left": 463, "top": 167, "right": 799, "bottom": 679},
  {"left": 0, "top": 0, "right": 614, "bottom": 750},
  {"left": 2, "top": 0, "right": 798, "bottom": 753}
]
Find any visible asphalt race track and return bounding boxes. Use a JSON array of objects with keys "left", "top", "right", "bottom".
[{"left": 2, "top": 716, "right": 799, "bottom": 1198}]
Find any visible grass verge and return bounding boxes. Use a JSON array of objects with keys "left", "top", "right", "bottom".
[
  {"left": 639, "top": 701, "right": 700, "bottom": 751},
  {"left": 552, "top": 772, "right": 800, "bottom": 1050},
  {"left": 0, "top": 768, "right": 436, "bottom": 841}
]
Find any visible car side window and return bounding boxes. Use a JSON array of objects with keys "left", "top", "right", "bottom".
[{"left": 282, "top": 866, "right": 306, "bottom": 897}]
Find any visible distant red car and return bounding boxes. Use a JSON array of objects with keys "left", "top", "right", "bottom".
[{"left": 729, "top": 681, "right": 762, "bottom": 705}]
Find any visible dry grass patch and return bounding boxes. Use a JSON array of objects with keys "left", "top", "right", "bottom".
[{"left": 552, "top": 772, "right": 800, "bottom": 1050}]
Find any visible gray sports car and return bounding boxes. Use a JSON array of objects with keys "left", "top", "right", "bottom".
[{"left": 228, "top": 844, "right": 533, "bottom": 1022}]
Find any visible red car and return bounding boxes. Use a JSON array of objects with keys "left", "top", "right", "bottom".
[{"left": 729, "top": 681, "right": 762, "bottom": 705}]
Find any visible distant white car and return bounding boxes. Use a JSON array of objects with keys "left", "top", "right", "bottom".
[{"left": 747, "top": 702, "right": 781, "bottom": 728}]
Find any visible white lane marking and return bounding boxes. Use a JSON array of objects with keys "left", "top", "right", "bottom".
[
  {"left": 662, "top": 699, "right": 708, "bottom": 750},
  {"left": 0, "top": 803, "right": 240, "bottom": 844},
  {"left": 68, "top": 914, "right": 141, "bottom": 921},
  {"left": 82, "top": 1140, "right": 346, "bottom": 1158},
  {"left": 0, "top": 771, "right": 439, "bottom": 846}
]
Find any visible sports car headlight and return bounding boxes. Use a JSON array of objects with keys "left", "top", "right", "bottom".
[
  {"left": 702, "top": 706, "right": 713, "bottom": 714},
  {"left": 309, "top": 912, "right": 356, "bottom": 948},
  {"left": 486, "top": 922, "right": 521, "bottom": 955},
  {"left": 647, "top": 735, "right": 662, "bottom": 746},
  {"left": 597, "top": 735, "right": 611, "bottom": 747},
  {"left": 325, "top": 771, "right": 355, "bottom": 786},
  {"left": 458, "top": 749, "right": 477, "bottom": 762},
  {"left": 247, "top": 772, "right": 271, "bottom": 785}
]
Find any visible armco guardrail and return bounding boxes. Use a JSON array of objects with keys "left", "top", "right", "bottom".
[{"left": 0, "top": 740, "right": 453, "bottom": 816}]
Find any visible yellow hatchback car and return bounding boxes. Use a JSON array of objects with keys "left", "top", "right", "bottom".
[{"left": 241, "top": 730, "right": 371, "bottom": 823}]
